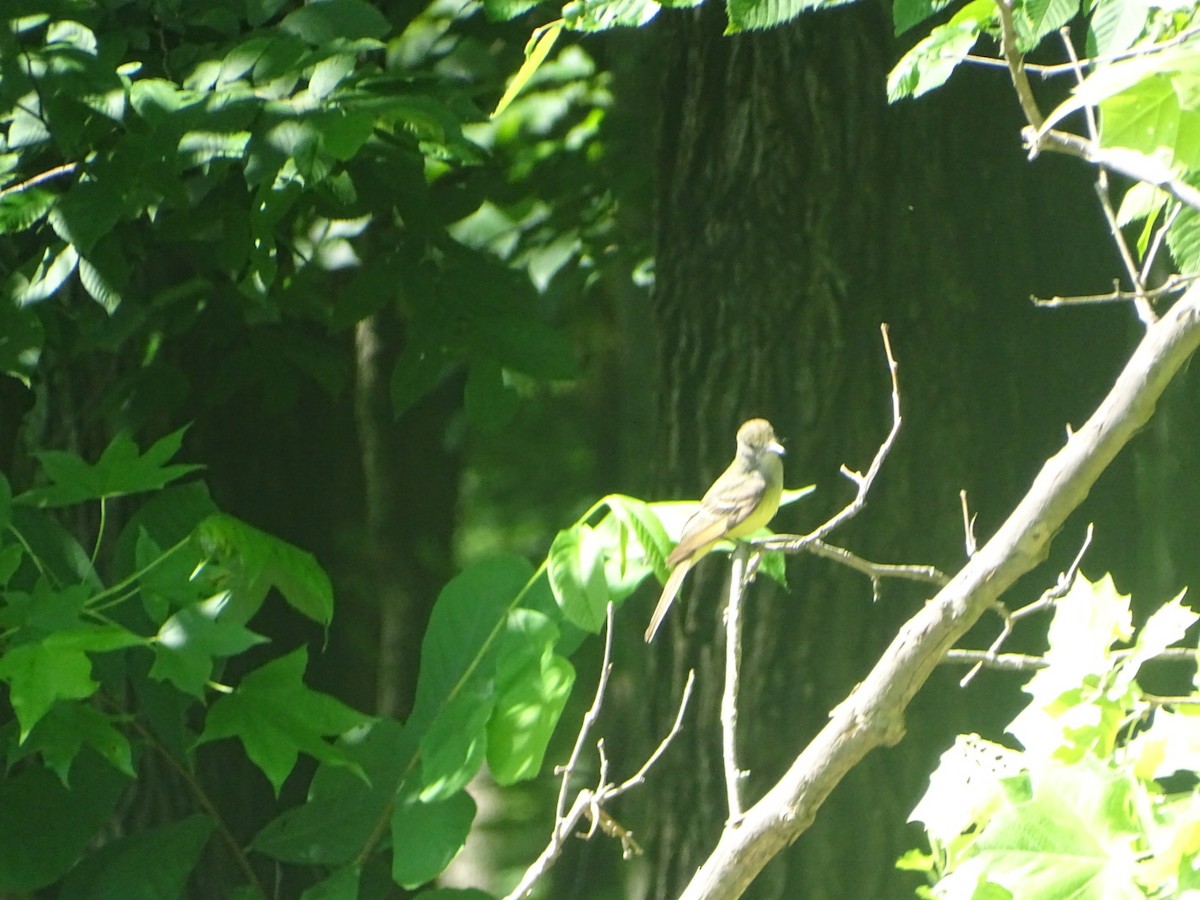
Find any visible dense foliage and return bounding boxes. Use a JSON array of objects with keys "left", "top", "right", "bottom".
[{"left": 4, "top": 0, "right": 1200, "bottom": 895}]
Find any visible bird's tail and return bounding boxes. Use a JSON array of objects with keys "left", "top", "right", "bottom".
[{"left": 644, "top": 559, "right": 693, "bottom": 642}]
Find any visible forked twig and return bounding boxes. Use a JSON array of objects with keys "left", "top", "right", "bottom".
[{"left": 505, "top": 604, "right": 695, "bottom": 900}]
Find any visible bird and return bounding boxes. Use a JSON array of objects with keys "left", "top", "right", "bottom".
[{"left": 645, "top": 418, "right": 785, "bottom": 642}]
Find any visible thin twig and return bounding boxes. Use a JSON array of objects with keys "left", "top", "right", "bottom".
[
  {"left": 1027, "top": 128, "right": 1200, "bottom": 213},
  {"left": 960, "top": 489, "right": 977, "bottom": 558},
  {"left": 959, "top": 524, "right": 1093, "bottom": 685},
  {"left": 946, "top": 646, "right": 1200, "bottom": 673},
  {"left": 764, "top": 324, "right": 901, "bottom": 557},
  {"left": 806, "top": 540, "right": 948, "bottom": 590},
  {"left": 1032, "top": 275, "right": 1199, "bottom": 308},
  {"left": 504, "top": 615, "right": 696, "bottom": 900},
  {"left": 722, "top": 545, "right": 750, "bottom": 822},
  {"left": 962, "top": 24, "right": 1200, "bottom": 77},
  {"left": 554, "top": 603, "right": 616, "bottom": 820},
  {"left": 0, "top": 162, "right": 78, "bottom": 201},
  {"left": 1141, "top": 204, "right": 1184, "bottom": 288},
  {"left": 1058, "top": 29, "right": 1156, "bottom": 324}
]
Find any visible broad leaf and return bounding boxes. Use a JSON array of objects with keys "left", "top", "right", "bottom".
[{"left": 198, "top": 648, "right": 371, "bottom": 795}]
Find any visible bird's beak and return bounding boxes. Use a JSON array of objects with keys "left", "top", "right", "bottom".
[{"left": 770, "top": 439, "right": 785, "bottom": 456}]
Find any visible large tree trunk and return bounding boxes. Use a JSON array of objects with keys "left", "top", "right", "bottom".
[{"left": 642, "top": 5, "right": 1123, "bottom": 896}]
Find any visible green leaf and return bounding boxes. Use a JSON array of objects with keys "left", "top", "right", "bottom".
[
  {"left": 562, "top": 0, "right": 660, "bottom": 31},
  {"left": 390, "top": 791, "right": 476, "bottom": 889},
  {"left": 129, "top": 78, "right": 207, "bottom": 121},
  {"left": 0, "top": 299, "right": 44, "bottom": 383},
  {"left": 152, "top": 593, "right": 269, "bottom": 697},
  {"left": 887, "top": 0, "right": 992, "bottom": 102},
  {"left": 464, "top": 358, "right": 519, "bottom": 432},
  {"left": 48, "top": 180, "right": 122, "bottom": 255},
  {"left": 58, "top": 814, "right": 213, "bottom": 900},
  {"left": 0, "top": 471, "right": 10, "bottom": 529},
  {"left": 1167, "top": 205, "right": 1200, "bottom": 275},
  {"left": 1086, "top": 0, "right": 1147, "bottom": 57},
  {"left": 893, "top": 0, "right": 955, "bottom": 35},
  {"left": 18, "top": 426, "right": 202, "bottom": 507},
  {"left": 0, "top": 753, "right": 127, "bottom": 891},
  {"left": 547, "top": 524, "right": 610, "bottom": 631},
  {"left": 280, "top": 0, "right": 391, "bottom": 44},
  {"left": 252, "top": 718, "right": 413, "bottom": 865},
  {"left": 300, "top": 865, "right": 361, "bottom": 900},
  {"left": 8, "top": 241, "right": 79, "bottom": 305},
  {"left": 480, "top": 315, "right": 579, "bottom": 381},
  {"left": 197, "top": 647, "right": 372, "bottom": 795},
  {"left": 193, "top": 513, "right": 334, "bottom": 627},
  {"left": 409, "top": 556, "right": 534, "bottom": 730},
  {"left": 487, "top": 609, "right": 574, "bottom": 784},
  {"left": 963, "top": 760, "right": 1141, "bottom": 898},
  {"left": 484, "top": 0, "right": 542, "bottom": 20},
  {"left": 0, "top": 185, "right": 55, "bottom": 234},
  {"left": 309, "top": 53, "right": 357, "bottom": 100},
  {"left": 725, "top": 0, "right": 857, "bottom": 32},
  {"left": 1008, "top": 573, "right": 1132, "bottom": 760},
  {"left": 910, "top": 734, "right": 1025, "bottom": 846},
  {"left": 1017, "top": 0, "right": 1080, "bottom": 50},
  {"left": 419, "top": 684, "right": 495, "bottom": 801},
  {"left": 0, "top": 636, "right": 105, "bottom": 740},
  {"left": 8, "top": 506, "right": 99, "bottom": 587},
  {"left": 1116, "top": 589, "right": 1196, "bottom": 688},
  {"left": 390, "top": 345, "right": 454, "bottom": 418},
  {"left": 11, "top": 701, "right": 135, "bottom": 783},
  {"left": 78, "top": 254, "right": 122, "bottom": 314}
]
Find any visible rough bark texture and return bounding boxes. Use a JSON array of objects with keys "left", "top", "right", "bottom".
[{"left": 644, "top": 5, "right": 1126, "bottom": 897}]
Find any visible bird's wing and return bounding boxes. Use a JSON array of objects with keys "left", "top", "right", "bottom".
[{"left": 666, "top": 466, "right": 768, "bottom": 565}]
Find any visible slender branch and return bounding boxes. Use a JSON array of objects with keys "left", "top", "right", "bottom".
[
  {"left": 963, "top": 24, "right": 1200, "bottom": 77},
  {"left": 555, "top": 603, "right": 616, "bottom": 820},
  {"left": 1058, "top": 21, "right": 1157, "bottom": 324},
  {"left": 959, "top": 523, "right": 1093, "bottom": 686},
  {"left": 764, "top": 323, "right": 900, "bottom": 557},
  {"left": 0, "top": 162, "right": 77, "bottom": 200},
  {"left": 722, "top": 545, "right": 750, "bottom": 822},
  {"left": 1142, "top": 204, "right": 1183, "bottom": 288},
  {"left": 960, "top": 490, "right": 977, "bottom": 557},
  {"left": 504, "top": 607, "right": 695, "bottom": 900},
  {"left": 1027, "top": 129, "right": 1200, "bottom": 213},
  {"left": 994, "top": 0, "right": 1044, "bottom": 128},
  {"left": 946, "top": 646, "right": 1200, "bottom": 672},
  {"left": 1032, "top": 275, "right": 1199, "bottom": 309},
  {"left": 676, "top": 287, "right": 1200, "bottom": 900},
  {"left": 803, "top": 539, "right": 948, "bottom": 589}
]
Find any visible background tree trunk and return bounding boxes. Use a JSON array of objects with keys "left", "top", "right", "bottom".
[{"left": 641, "top": 5, "right": 1127, "bottom": 896}]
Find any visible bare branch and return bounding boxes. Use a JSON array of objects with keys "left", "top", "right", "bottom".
[
  {"left": 1027, "top": 129, "right": 1200, "bottom": 214},
  {"left": 764, "top": 323, "right": 900, "bottom": 557},
  {"left": 722, "top": 545, "right": 751, "bottom": 822},
  {"left": 963, "top": 24, "right": 1200, "bottom": 77},
  {"left": 0, "top": 162, "right": 78, "bottom": 201},
  {"left": 994, "top": 0, "right": 1044, "bottom": 128},
  {"left": 554, "top": 603, "right": 616, "bottom": 820},
  {"left": 960, "top": 489, "right": 977, "bottom": 557},
  {"left": 505, "top": 612, "right": 695, "bottom": 900},
  {"left": 1033, "top": 275, "right": 1199, "bottom": 309},
  {"left": 805, "top": 540, "right": 949, "bottom": 590},
  {"left": 945, "top": 645, "right": 1200, "bottom": 673},
  {"left": 959, "top": 524, "right": 1093, "bottom": 685}
]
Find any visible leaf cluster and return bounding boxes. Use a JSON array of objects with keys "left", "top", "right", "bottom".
[
  {"left": 906, "top": 574, "right": 1200, "bottom": 899},
  {"left": 1, "top": 0, "right": 615, "bottom": 434}
]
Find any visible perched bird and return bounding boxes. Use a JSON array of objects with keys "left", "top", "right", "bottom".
[{"left": 645, "top": 418, "right": 785, "bottom": 642}]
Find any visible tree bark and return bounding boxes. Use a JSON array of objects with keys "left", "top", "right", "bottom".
[{"left": 644, "top": 5, "right": 1125, "bottom": 896}]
